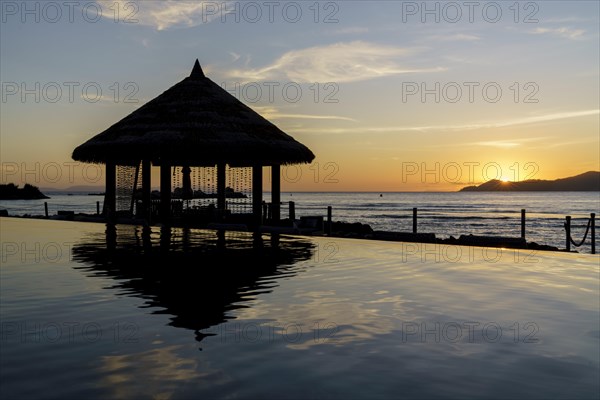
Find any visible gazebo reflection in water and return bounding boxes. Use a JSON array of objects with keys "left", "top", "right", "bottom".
[
  {"left": 72, "top": 60, "right": 315, "bottom": 228},
  {"left": 72, "top": 224, "right": 315, "bottom": 345}
]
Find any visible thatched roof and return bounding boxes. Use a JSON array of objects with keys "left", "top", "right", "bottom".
[{"left": 72, "top": 60, "right": 315, "bottom": 166}]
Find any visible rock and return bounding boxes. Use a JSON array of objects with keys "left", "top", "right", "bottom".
[{"left": 0, "top": 183, "right": 49, "bottom": 200}]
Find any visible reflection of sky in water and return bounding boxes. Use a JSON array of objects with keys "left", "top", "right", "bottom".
[
  {"left": 1, "top": 218, "right": 598, "bottom": 399},
  {"left": 99, "top": 345, "right": 231, "bottom": 399}
]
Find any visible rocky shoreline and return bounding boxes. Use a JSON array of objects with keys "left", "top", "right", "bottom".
[{"left": 327, "top": 221, "right": 560, "bottom": 252}]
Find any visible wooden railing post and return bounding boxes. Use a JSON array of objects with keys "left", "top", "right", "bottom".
[
  {"left": 521, "top": 209, "right": 526, "bottom": 239},
  {"left": 565, "top": 216, "right": 571, "bottom": 252},
  {"left": 591, "top": 213, "right": 596, "bottom": 255},
  {"left": 413, "top": 207, "right": 417, "bottom": 234},
  {"left": 289, "top": 201, "right": 295, "bottom": 221}
]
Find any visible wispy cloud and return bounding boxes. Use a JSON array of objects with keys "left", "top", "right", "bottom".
[
  {"left": 97, "top": 0, "right": 227, "bottom": 30},
  {"left": 489, "top": 110, "right": 599, "bottom": 128},
  {"left": 474, "top": 141, "right": 521, "bottom": 148},
  {"left": 472, "top": 137, "right": 546, "bottom": 149},
  {"left": 251, "top": 106, "right": 356, "bottom": 122},
  {"left": 530, "top": 27, "right": 585, "bottom": 39},
  {"left": 225, "top": 41, "right": 445, "bottom": 83},
  {"left": 429, "top": 33, "right": 481, "bottom": 42},
  {"left": 543, "top": 17, "right": 593, "bottom": 23},
  {"left": 544, "top": 138, "right": 600, "bottom": 148},
  {"left": 288, "top": 110, "right": 600, "bottom": 135},
  {"left": 444, "top": 33, "right": 481, "bottom": 41},
  {"left": 331, "top": 27, "right": 370, "bottom": 35}
]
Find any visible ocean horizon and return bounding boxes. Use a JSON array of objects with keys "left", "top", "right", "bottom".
[{"left": 2, "top": 191, "right": 598, "bottom": 253}]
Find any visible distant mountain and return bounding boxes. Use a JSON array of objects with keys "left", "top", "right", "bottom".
[
  {"left": 0, "top": 183, "right": 49, "bottom": 199},
  {"left": 41, "top": 185, "right": 104, "bottom": 193},
  {"left": 460, "top": 171, "right": 600, "bottom": 192}
]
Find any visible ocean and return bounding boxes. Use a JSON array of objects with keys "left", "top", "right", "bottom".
[{"left": 1, "top": 191, "right": 599, "bottom": 252}]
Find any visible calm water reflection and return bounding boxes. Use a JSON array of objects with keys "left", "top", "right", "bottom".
[
  {"left": 1, "top": 218, "right": 598, "bottom": 399},
  {"left": 71, "top": 224, "right": 315, "bottom": 344}
]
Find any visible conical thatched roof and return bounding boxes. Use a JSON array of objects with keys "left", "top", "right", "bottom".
[{"left": 72, "top": 60, "right": 315, "bottom": 166}]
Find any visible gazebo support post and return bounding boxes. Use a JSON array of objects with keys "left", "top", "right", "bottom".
[
  {"left": 142, "top": 160, "right": 151, "bottom": 221},
  {"left": 271, "top": 164, "right": 280, "bottom": 223},
  {"left": 104, "top": 161, "right": 116, "bottom": 221},
  {"left": 217, "top": 163, "right": 226, "bottom": 218},
  {"left": 160, "top": 161, "right": 171, "bottom": 223},
  {"left": 252, "top": 165, "right": 263, "bottom": 226}
]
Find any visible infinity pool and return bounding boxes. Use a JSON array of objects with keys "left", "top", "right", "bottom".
[{"left": 1, "top": 218, "right": 598, "bottom": 399}]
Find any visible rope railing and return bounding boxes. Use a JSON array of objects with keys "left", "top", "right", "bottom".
[{"left": 564, "top": 213, "right": 596, "bottom": 254}]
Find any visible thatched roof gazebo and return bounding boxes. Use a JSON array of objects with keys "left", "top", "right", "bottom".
[{"left": 73, "top": 60, "right": 315, "bottom": 225}]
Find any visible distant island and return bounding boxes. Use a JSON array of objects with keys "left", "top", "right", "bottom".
[
  {"left": 40, "top": 185, "right": 104, "bottom": 194},
  {"left": 460, "top": 171, "right": 600, "bottom": 192},
  {"left": 0, "top": 183, "right": 49, "bottom": 199}
]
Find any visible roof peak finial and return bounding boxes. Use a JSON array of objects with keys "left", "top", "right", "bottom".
[{"left": 190, "top": 59, "right": 205, "bottom": 78}]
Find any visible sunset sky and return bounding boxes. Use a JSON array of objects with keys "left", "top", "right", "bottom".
[{"left": 1, "top": 0, "right": 598, "bottom": 191}]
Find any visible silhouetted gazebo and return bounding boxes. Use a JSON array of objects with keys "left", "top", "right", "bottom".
[{"left": 72, "top": 60, "right": 315, "bottom": 225}]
